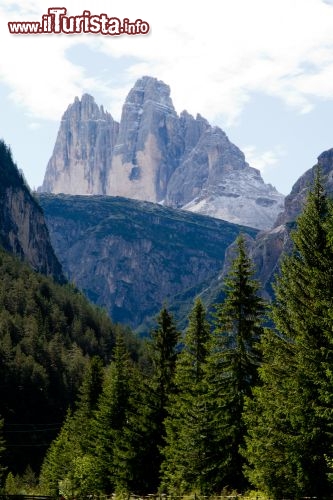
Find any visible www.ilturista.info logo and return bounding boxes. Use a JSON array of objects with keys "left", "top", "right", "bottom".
[{"left": 8, "top": 7, "right": 150, "bottom": 35}]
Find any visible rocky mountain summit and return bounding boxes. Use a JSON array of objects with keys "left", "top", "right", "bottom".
[
  {"left": 40, "top": 76, "right": 284, "bottom": 230},
  {"left": 41, "top": 94, "right": 119, "bottom": 195}
]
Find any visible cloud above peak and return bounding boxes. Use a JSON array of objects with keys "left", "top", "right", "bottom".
[{"left": 2, "top": 0, "right": 333, "bottom": 125}]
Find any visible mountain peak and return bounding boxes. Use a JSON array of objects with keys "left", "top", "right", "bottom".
[
  {"left": 66, "top": 93, "right": 109, "bottom": 121},
  {"left": 131, "top": 75, "right": 171, "bottom": 96},
  {"left": 124, "top": 76, "right": 175, "bottom": 113},
  {"left": 40, "top": 93, "right": 119, "bottom": 195},
  {"left": 40, "top": 77, "right": 284, "bottom": 230}
]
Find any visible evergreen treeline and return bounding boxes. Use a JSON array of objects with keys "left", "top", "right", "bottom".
[
  {"left": 0, "top": 247, "right": 138, "bottom": 476},
  {"left": 243, "top": 171, "right": 333, "bottom": 498},
  {"left": 2, "top": 169, "right": 333, "bottom": 499},
  {"left": 0, "top": 141, "right": 26, "bottom": 192}
]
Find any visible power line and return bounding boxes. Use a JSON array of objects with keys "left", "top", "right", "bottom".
[
  {"left": 4, "top": 427, "right": 60, "bottom": 433},
  {"left": 5, "top": 443, "right": 50, "bottom": 447},
  {"left": 4, "top": 422, "right": 62, "bottom": 426}
]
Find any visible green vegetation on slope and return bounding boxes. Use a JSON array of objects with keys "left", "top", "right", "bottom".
[
  {"left": 0, "top": 141, "right": 28, "bottom": 194},
  {"left": 35, "top": 235, "right": 267, "bottom": 498},
  {"left": 0, "top": 246, "right": 137, "bottom": 475},
  {"left": 34, "top": 170, "right": 333, "bottom": 499},
  {"left": 3, "top": 135, "right": 333, "bottom": 499},
  {"left": 243, "top": 169, "right": 333, "bottom": 498}
]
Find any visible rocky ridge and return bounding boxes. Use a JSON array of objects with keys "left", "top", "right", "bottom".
[
  {"left": 37, "top": 143, "right": 333, "bottom": 330},
  {"left": 38, "top": 194, "right": 258, "bottom": 329},
  {"left": 40, "top": 76, "right": 284, "bottom": 230},
  {"left": 243, "top": 149, "right": 333, "bottom": 299},
  {"left": 176, "top": 149, "right": 333, "bottom": 310},
  {"left": 0, "top": 140, "right": 64, "bottom": 281},
  {"left": 41, "top": 94, "right": 119, "bottom": 195}
]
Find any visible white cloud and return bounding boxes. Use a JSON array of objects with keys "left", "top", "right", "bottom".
[
  {"left": 27, "top": 122, "right": 41, "bottom": 130},
  {"left": 0, "top": 1, "right": 113, "bottom": 119},
  {"left": 242, "top": 145, "right": 286, "bottom": 173},
  {"left": 2, "top": 0, "right": 333, "bottom": 124}
]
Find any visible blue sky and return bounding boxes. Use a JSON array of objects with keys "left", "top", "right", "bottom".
[{"left": 2, "top": 0, "right": 333, "bottom": 195}]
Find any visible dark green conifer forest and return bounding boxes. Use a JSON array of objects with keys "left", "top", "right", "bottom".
[
  {"left": 2, "top": 141, "right": 333, "bottom": 499},
  {"left": 243, "top": 170, "right": 333, "bottom": 498}
]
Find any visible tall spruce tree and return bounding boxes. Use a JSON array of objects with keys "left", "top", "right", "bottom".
[
  {"left": 242, "top": 328, "right": 299, "bottom": 498},
  {"left": 89, "top": 333, "right": 132, "bottom": 495},
  {"left": 39, "top": 357, "right": 104, "bottom": 496},
  {"left": 149, "top": 306, "right": 180, "bottom": 409},
  {"left": 39, "top": 409, "right": 79, "bottom": 497},
  {"left": 204, "top": 235, "right": 265, "bottom": 492},
  {"left": 161, "top": 298, "right": 211, "bottom": 494},
  {"left": 112, "top": 307, "right": 180, "bottom": 494},
  {"left": 71, "top": 356, "right": 104, "bottom": 451},
  {"left": 243, "top": 170, "right": 333, "bottom": 498}
]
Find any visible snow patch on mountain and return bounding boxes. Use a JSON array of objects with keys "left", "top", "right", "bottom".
[{"left": 183, "top": 170, "right": 284, "bottom": 230}]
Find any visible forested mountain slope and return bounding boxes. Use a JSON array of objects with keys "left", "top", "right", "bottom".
[
  {"left": 0, "top": 247, "right": 122, "bottom": 474},
  {"left": 0, "top": 140, "right": 136, "bottom": 475}
]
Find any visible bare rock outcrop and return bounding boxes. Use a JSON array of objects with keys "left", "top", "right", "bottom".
[
  {"left": 41, "top": 94, "right": 119, "bottom": 195},
  {"left": 39, "top": 194, "right": 258, "bottom": 329},
  {"left": 107, "top": 76, "right": 182, "bottom": 202},
  {"left": 276, "top": 149, "right": 333, "bottom": 225},
  {"left": 244, "top": 148, "right": 333, "bottom": 298},
  {"left": 0, "top": 141, "right": 64, "bottom": 281},
  {"left": 40, "top": 76, "right": 284, "bottom": 230}
]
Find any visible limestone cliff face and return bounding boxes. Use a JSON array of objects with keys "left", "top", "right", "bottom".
[
  {"left": 40, "top": 76, "right": 284, "bottom": 230},
  {"left": 38, "top": 194, "right": 258, "bottom": 329},
  {"left": 167, "top": 125, "right": 284, "bottom": 229},
  {"left": 40, "top": 94, "right": 119, "bottom": 194},
  {"left": 276, "top": 149, "right": 333, "bottom": 225},
  {"left": 0, "top": 141, "right": 64, "bottom": 281},
  {"left": 246, "top": 224, "right": 292, "bottom": 300},
  {"left": 243, "top": 148, "right": 333, "bottom": 299},
  {"left": 107, "top": 76, "right": 182, "bottom": 202}
]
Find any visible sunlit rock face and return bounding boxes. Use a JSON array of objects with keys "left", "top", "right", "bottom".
[{"left": 40, "top": 76, "right": 284, "bottom": 230}]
